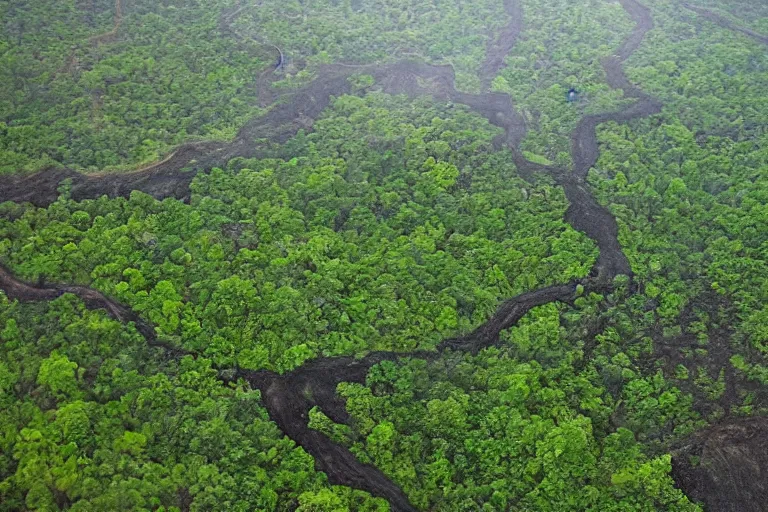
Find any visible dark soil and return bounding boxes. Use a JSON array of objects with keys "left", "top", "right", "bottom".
[
  {"left": 439, "top": 283, "right": 579, "bottom": 352},
  {"left": 479, "top": 0, "right": 524, "bottom": 90},
  {"left": 263, "top": 377, "right": 419, "bottom": 510},
  {"left": 0, "top": 258, "right": 587, "bottom": 512},
  {"left": 672, "top": 417, "right": 768, "bottom": 512},
  {"left": 6, "top": 0, "right": 762, "bottom": 510},
  {"left": 561, "top": 177, "right": 632, "bottom": 279},
  {"left": 241, "top": 352, "right": 425, "bottom": 512}
]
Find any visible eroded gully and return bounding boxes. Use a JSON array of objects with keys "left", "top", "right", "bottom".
[{"left": 0, "top": 0, "right": 667, "bottom": 510}]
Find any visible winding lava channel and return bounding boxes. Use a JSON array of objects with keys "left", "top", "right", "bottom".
[{"left": 0, "top": 0, "right": 733, "bottom": 510}]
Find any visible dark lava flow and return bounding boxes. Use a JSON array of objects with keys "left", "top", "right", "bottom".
[
  {"left": 0, "top": 62, "right": 528, "bottom": 209},
  {"left": 0, "top": 264, "right": 188, "bottom": 358},
  {"left": 672, "top": 417, "right": 768, "bottom": 512},
  {"left": 479, "top": 0, "right": 523, "bottom": 90},
  {"left": 0, "top": 0, "right": 714, "bottom": 510}
]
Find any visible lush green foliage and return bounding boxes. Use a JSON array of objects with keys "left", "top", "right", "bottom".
[
  {"left": 0, "top": 93, "right": 595, "bottom": 372},
  {"left": 339, "top": 348, "right": 698, "bottom": 510},
  {"left": 0, "top": 295, "right": 388, "bottom": 511},
  {"left": 2, "top": 0, "right": 768, "bottom": 510},
  {"left": 233, "top": 0, "right": 509, "bottom": 91},
  {"left": 690, "top": 0, "right": 768, "bottom": 32},
  {"left": 589, "top": 0, "right": 768, "bottom": 416},
  {"left": 0, "top": 0, "right": 265, "bottom": 173},
  {"left": 493, "top": 0, "right": 634, "bottom": 165},
  {"left": 0, "top": 0, "right": 511, "bottom": 174}
]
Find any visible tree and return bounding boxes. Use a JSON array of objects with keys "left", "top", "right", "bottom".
[{"left": 37, "top": 353, "right": 79, "bottom": 400}]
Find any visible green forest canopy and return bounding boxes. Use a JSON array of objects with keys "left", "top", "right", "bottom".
[{"left": 1, "top": 0, "right": 767, "bottom": 510}]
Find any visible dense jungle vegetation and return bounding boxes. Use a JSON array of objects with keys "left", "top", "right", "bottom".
[{"left": 1, "top": 0, "right": 767, "bottom": 510}]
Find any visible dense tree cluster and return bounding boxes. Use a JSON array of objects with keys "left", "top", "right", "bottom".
[
  {"left": 0, "top": 0, "right": 513, "bottom": 174},
  {"left": 233, "top": 0, "right": 509, "bottom": 91},
  {"left": 338, "top": 342, "right": 698, "bottom": 510},
  {"left": 0, "top": 295, "right": 388, "bottom": 511},
  {"left": 493, "top": 0, "right": 634, "bottom": 166},
  {"left": 0, "top": 93, "right": 595, "bottom": 372},
  {"left": 0, "top": 0, "right": 265, "bottom": 173},
  {"left": 588, "top": 0, "right": 768, "bottom": 418}
]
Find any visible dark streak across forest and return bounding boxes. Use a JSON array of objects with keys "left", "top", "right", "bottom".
[
  {"left": 568, "top": 0, "right": 660, "bottom": 183},
  {"left": 0, "top": 259, "right": 597, "bottom": 512},
  {"left": 681, "top": 2, "right": 768, "bottom": 45},
  {"left": 0, "top": 62, "right": 530, "bottom": 209},
  {"left": 0, "top": 264, "right": 187, "bottom": 359},
  {"left": 0, "top": 0, "right": 671, "bottom": 510},
  {"left": 479, "top": 0, "right": 524, "bottom": 90}
]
